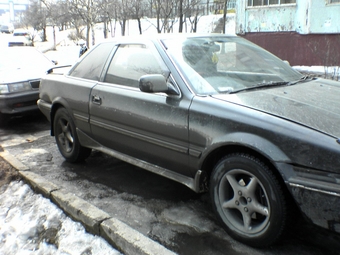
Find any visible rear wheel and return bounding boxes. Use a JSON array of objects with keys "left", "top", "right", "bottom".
[
  {"left": 210, "top": 153, "right": 288, "bottom": 247},
  {"left": 53, "top": 108, "right": 91, "bottom": 162}
]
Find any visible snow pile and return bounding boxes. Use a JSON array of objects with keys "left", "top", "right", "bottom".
[
  {"left": 0, "top": 181, "right": 121, "bottom": 255},
  {"left": 293, "top": 66, "right": 340, "bottom": 81}
]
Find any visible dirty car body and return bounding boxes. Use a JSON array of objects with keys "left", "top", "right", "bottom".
[
  {"left": 0, "top": 47, "right": 55, "bottom": 123},
  {"left": 38, "top": 34, "right": 340, "bottom": 247}
]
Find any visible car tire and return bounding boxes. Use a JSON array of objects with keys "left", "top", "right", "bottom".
[
  {"left": 210, "top": 153, "right": 288, "bottom": 247},
  {"left": 53, "top": 108, "right": 91, "bottom": 162}
]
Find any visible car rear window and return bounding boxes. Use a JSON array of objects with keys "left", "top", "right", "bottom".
[{"left": 69, "top": 42, "right": 115, "bottom": 81}]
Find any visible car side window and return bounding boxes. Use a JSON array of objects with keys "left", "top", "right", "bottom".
[
  {"left": 69, "top": 42, "right": 115, "bottom": 81},
  {"left": 104, "top": 44, "right": 169, "bottom": 88}
]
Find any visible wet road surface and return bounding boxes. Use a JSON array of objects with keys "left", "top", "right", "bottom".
[{"left": 1, "top": 112, "right": 340, "bottom": 255}]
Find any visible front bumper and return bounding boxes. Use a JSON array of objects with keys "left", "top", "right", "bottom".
[
  {"left": 277, "top": 162, "right": 340, "bottom": 233},
  {"left": 0, "top": 91, "right": 39, "bottom": 115},
  {"left": 37, "top": 99, "right": 52, "bottom": 122},
  {"left": 290, "top": 182, "right": 340, "bottom": 233}
]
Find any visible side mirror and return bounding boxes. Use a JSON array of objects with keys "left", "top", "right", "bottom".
[
  {"left": 283, "top": 60, "right": 290, "bottom": 66},
  {"left": 139, "top": 74, "right": 168, "bottom": 93}
]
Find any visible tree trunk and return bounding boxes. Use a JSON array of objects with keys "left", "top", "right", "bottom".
[
  {"left": 103, "top": 21, "right": 107, "bottom": 39},
  {"left": 120, "top": 19, "right": 126, "bottom": 36},
  {"left": 193, "top": 15, "right": 198, "bottom": 33},
  {"left": 178, "top": 0, "right": 183, "bottom": 33},
  {"left": 137, "top": 18, "right": 142, "bottom": 34},
  {"left": 52, "top": 26, "right": 56, "bottom": 50},
  {"left": 157, "top": 12, "right": 161, "bottom": 33},
  {"left": 206, "top": 0, "right": 209, "bottom": 15},
  {"left": 42, "top": 27, "right": 47, "bottom": 42},
  {"left": 91, "top": 25, "right": 95, "bottom": 46},
  {"left": 86, "top": 23, "right": 90, "bottom": 48},
  {"left": 222, "top": 0, "right": 228, "bottom": 34}
]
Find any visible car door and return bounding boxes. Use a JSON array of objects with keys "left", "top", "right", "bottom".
[
  {"left": 66, "top": 41, "right": 116, "bottom": 134},
  {"left": 89, "top": 42, "right": 192, "bottom": 175}
]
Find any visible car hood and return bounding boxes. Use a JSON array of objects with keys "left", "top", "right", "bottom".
[
  {"left": 212, "top": 78, "right": 340, "bottom": 138},
  {"left": 0, "top": 67, "right": 49, "bottom": 83},
  {"left": 9, "top": 36, "right": 29, "bottom": 43}
]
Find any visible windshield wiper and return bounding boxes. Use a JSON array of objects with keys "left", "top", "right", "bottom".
[
  {"left": 287, "top": 75, "right": 316, "bottom": 85},
  {"left": 229, "top": 81, "right": 289, "bottom": 94}
]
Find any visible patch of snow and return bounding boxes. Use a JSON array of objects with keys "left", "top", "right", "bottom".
[
  {"left": 0, "top": 181, "right": 121, "bottom": 255},
  {"left": 293, "top": 65, "right": 340, "bottom": 80}
]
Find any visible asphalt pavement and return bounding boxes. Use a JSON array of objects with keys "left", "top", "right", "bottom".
[{"left": 0, "top": 148, "right": 176, "bottom": 255}]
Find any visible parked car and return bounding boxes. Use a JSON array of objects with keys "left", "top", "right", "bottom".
[
  {"left": 0, "top": 47, "right": 55, "bottom": 124},
  {"left": 0, "top": 23, "right": 14, "bottom": 33},
  {"left": 38, "top": 34, "right": 340, "bottom": 248},
  {"left": 8, "top": 29, "right": 33, "bottom": 47}
]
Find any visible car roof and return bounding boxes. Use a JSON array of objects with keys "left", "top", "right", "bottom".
[{"left": 99, "top": 33, "right": 238, "bottom": 44}]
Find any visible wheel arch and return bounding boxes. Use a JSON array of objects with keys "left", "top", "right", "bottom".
[
  {"left": 50, "top": 97, "right": 73, "bottom": 136},
  {"left": 199, "top": 136, "right": 291, "bottom": 192}
]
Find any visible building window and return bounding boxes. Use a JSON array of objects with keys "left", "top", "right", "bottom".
[
  {"left": 329, "top": 0, "right": 340, "bottom": 3},
  {"left": 247, "top": 0, "right": 296, "bottom": 6}
]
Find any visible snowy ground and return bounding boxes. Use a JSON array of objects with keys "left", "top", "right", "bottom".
[
  {"left": 293, "top": 65, "right": 340, "bottom": 81},
  {"left": 0, "top": 181, "right": 122, "bottom": 255}
]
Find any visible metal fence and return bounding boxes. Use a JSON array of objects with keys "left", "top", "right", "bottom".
[{"left": 198, "top": 0, "right": 237, "bottom": 15}]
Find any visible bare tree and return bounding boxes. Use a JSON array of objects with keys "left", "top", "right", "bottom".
[
  {"left": 153, "top": 0, "right": 177, "bottom": 33},
  {"left": 21, "top": 0, "right": 48, "bottom": 44},
  {"left": 182, "top": 0, "right": 202, "bottom": 33},
  {"left": 20, "top": 0, "right": 226, "bottom": 42},
  {"left": 130, "top": 0, "right": 148, "bottom": 34},
  {"left": 115, "top": 0, "right": 132, "bottom": 36},
  {"left": 41, "top": 0, "right": 68, "bottom": 50},
  {"left": 97, "top": 0, "right": 111, "bottom": 38},
  {"left": 68, "top": 0, "right": 99, "bottom": 47}
]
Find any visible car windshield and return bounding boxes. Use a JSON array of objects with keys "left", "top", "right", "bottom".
[
  {"left": 162, "top": 36, "right": 303, "bottom": 95},
  {"left": 0, "top": 48, "right": 52, "bottom": 71}
]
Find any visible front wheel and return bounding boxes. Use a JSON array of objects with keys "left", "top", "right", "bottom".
[
  {"left": 210, "top": 153, "right": 289, "bottom": 247},
  {"left": 53, "top": 108, "right": 91, "bottom": 162}
]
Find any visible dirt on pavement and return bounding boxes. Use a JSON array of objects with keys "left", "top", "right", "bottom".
[{"left": 0, "top": 147, "right": 21, "bottom": 187}]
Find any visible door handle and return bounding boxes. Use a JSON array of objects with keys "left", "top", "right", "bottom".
[{"left": 92, "top": 95, "right": 102, "bottom": 105}]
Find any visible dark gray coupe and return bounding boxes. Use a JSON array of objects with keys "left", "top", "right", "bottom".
[{"left": 38, "top": 34, "right": 340, "bottom": 247}]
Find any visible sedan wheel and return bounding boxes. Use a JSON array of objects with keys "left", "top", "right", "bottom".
[
  {"left": 53, "top": 108, "right": 91, "bottom": 162},
  {"left": 210, "top": 153, "right": 288, "bottom": 247}
]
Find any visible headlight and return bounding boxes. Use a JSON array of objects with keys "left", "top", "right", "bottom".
[
  {"left": 0, "top": 82, "right": 32, "bottom": 94},
  {"left": 0, "top": 84, "right": 9, "bottom": 94},
  {"left": 7, "top": 82, "right": 32, "bottom": 93}
]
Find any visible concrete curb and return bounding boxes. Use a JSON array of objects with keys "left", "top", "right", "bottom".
[{"left": 0, "top": 151, "right": 177, "bottom": 255}]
